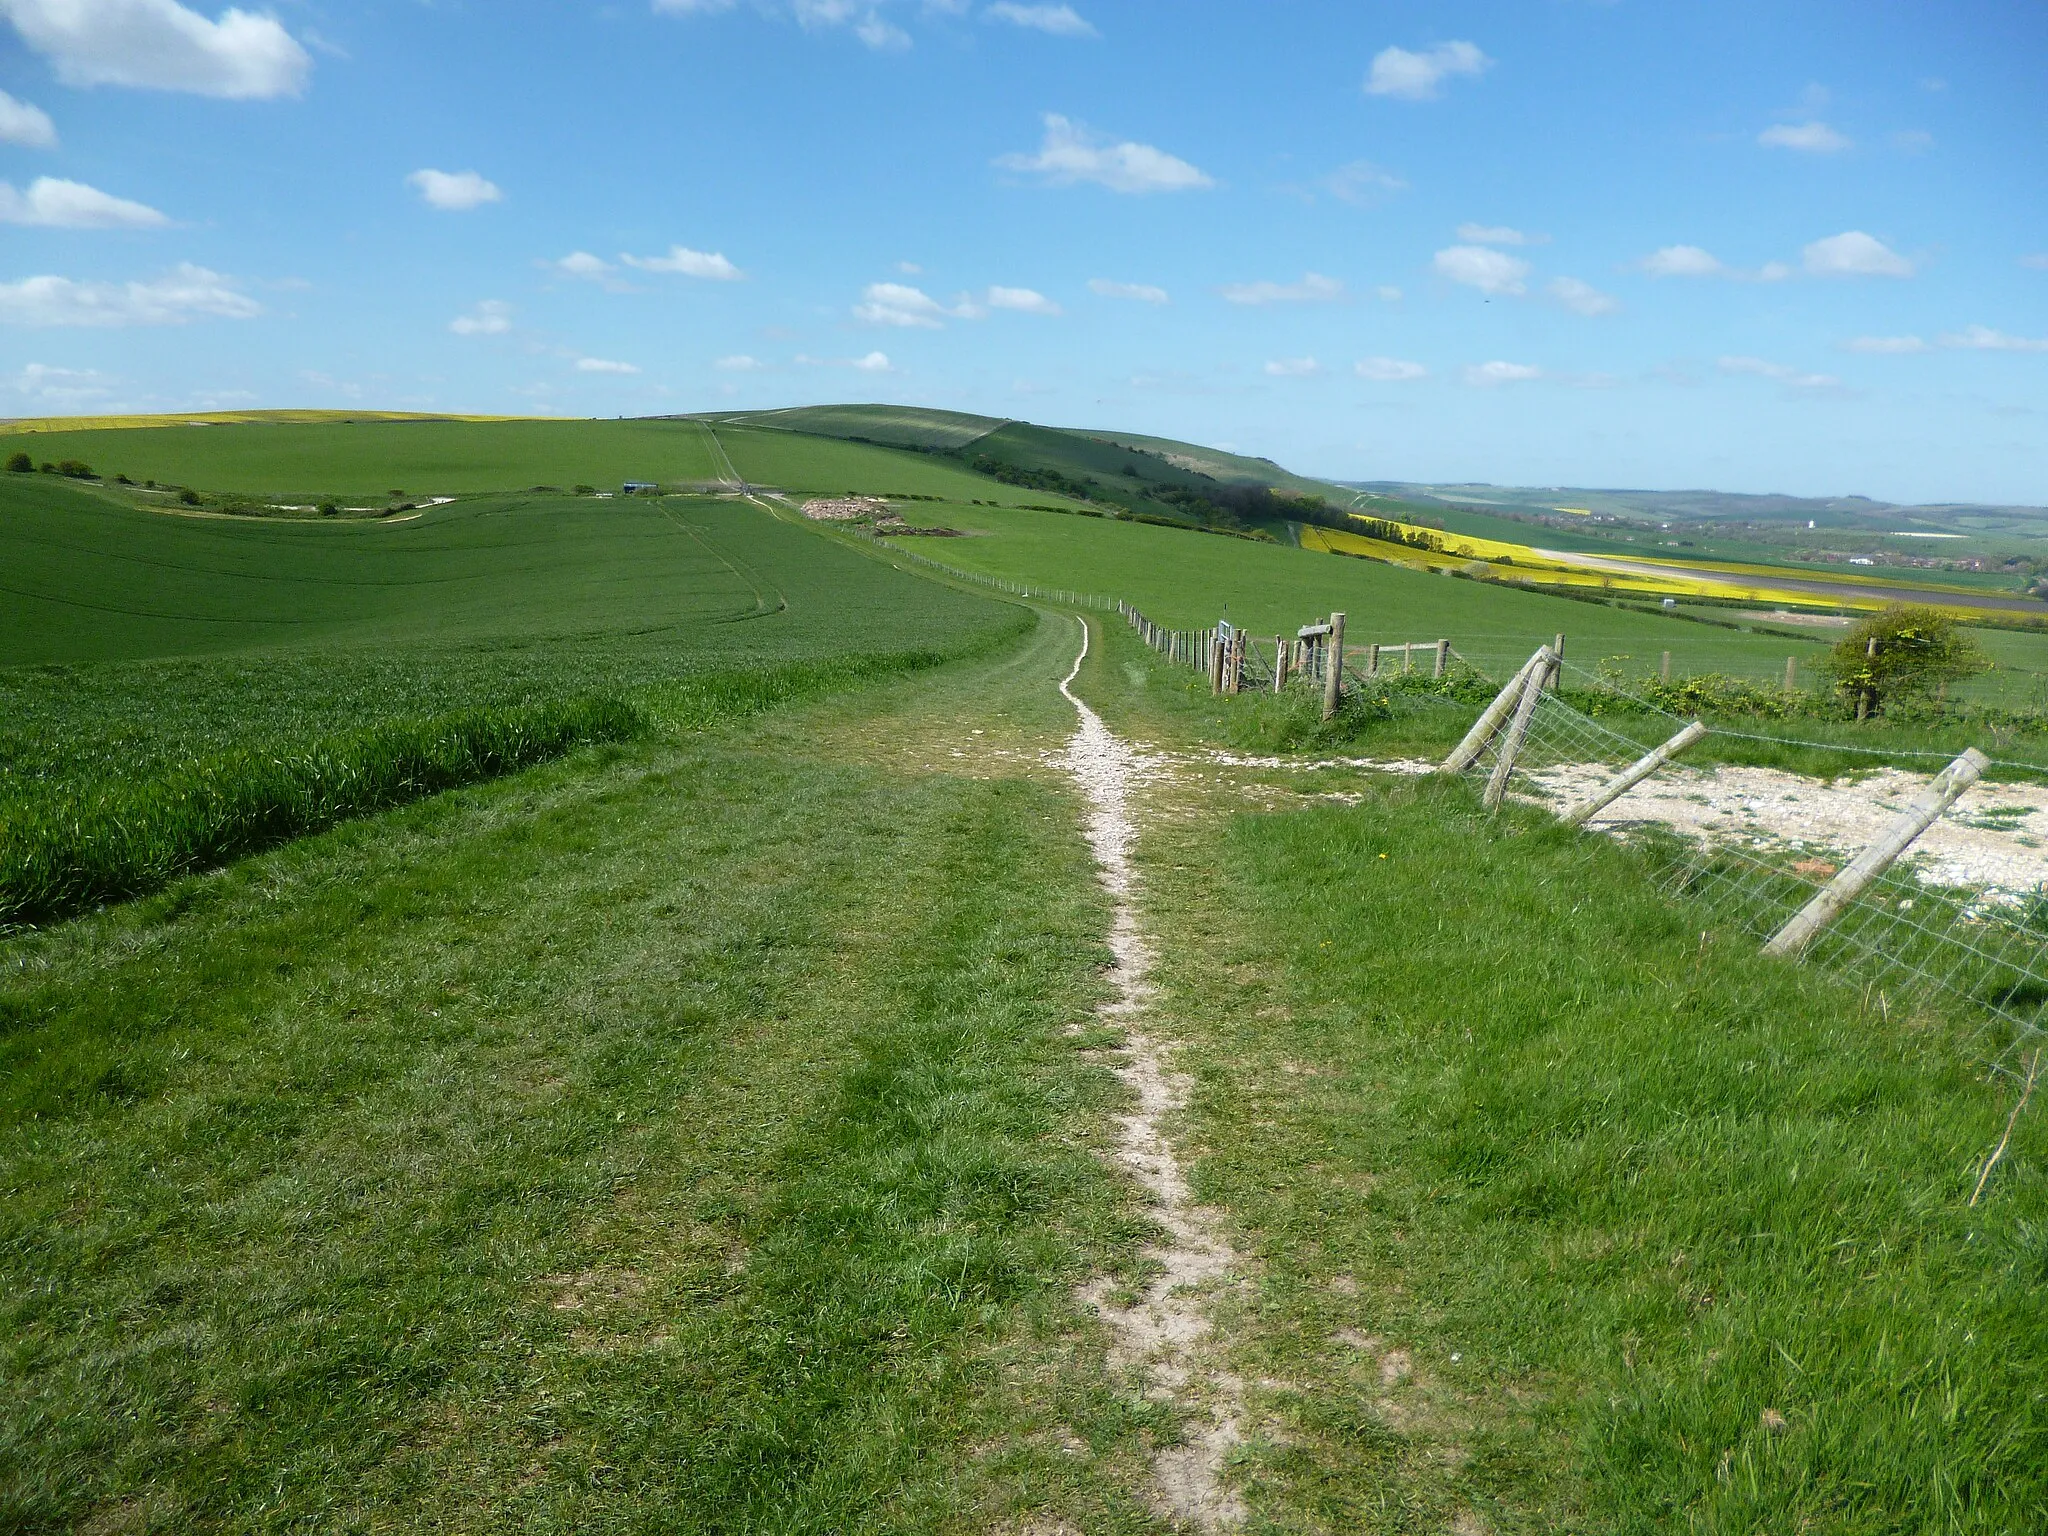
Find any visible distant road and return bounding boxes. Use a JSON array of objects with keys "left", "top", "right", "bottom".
[{"left": 1534, "top": 547, "right": 2048, "bottom": 618}]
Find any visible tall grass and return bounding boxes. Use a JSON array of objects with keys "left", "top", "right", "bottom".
[{"left": 0, "top": 698, "right": 644, "bottom": 927}]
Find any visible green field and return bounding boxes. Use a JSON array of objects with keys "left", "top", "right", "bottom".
[
  {"left": 874, "top": 497, "right": 1840, "bottom": 682},
  {"left": 5, "top": 408, "right": 2047, "bottom": 1531},
  {"left": 0, "top": 417, "right": 1030, "bottom": 505}
]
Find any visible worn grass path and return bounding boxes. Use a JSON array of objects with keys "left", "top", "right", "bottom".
[{"left": 0, "top": 609, "right": 1196, "bottom": 1535}]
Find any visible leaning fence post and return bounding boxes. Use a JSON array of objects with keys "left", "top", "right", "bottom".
[
  {"left": 1322, "top": 612, "right": 1347, "bottom": 720},
  {"left": 1560, "top": 720, "right": 1708, "bottom": 828},
  {"left": 1443, "top": 647, "right": 1548, "bottom": 772},
  {"left": 1762, "top": 748, "right": 1989, "bottom": 957},
  {"left": 1483, "top": 645, "right": 1555, "bottom": 811}
]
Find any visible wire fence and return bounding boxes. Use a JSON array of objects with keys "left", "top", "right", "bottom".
[
  {"left": 870, "top": 547, "right": 2048, "bottom": 1092},
  {"left": 1451, "top": 655, "right": 2048, "bottom": 1088}
]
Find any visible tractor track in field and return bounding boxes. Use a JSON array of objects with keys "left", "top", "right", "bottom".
[{"left": 1057, "top": 617, "right": 1250, "bottom": 1531}]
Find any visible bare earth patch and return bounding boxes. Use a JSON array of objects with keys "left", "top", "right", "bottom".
[{"left": 1056, "top": 620, "right": 1250, "bottom": 1530}]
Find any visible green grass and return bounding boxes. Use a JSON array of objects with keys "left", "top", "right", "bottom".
[
  {"left": 0, "top": 417, "right": 1033, "bottom": 506},
  {"left": 0, "top": 622, "right": 1172, "bottom": 1533},
  {"left": 1076, "top": 620, "right": 2048, "bottom": 1532},
  {"left": 706, "top": 403, "right": 1009, "bottom": 451},
  {"left": 882, "top": 499, "right": 1840, "bottom": 681},
  {"left": 2, "top": 485, "right": 1027, "bottom": 925},
  {"left": 0, "top": 420, "right": 726, "bottom": 501}
]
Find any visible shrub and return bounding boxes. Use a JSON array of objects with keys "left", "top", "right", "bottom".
[
  {"left": 178, "top": 489, "right": 201, "bottom": 506},
  {"left": 4, "top": 451, "right": 30, "bottom": 473},
  {"left": 55, "top": 459, "right": 93, "bottom": 479},
  {"left": 1820, "top": 605, "right": 1990, "bottom": 719},
  {"left": 318, "top": 500, "right": 339, "bottom": 516}
]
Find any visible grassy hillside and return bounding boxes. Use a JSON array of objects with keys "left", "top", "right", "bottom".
[
  {"left": 874, "top": 498, "right": 1833, "bottom": 682},
  {"left": 704, "top": 403, "right": 1008, "bottom": 451},
  {"left": 0, "top": 414, "right": 1074, "bottom": 510},
  {"left": 1, "top": 483, "right": 1023, "bottom": 921}
]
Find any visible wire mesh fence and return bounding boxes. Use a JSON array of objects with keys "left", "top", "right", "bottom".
[{"left": 1448, "top": 652, "right": 2048, "bottom": 1087}]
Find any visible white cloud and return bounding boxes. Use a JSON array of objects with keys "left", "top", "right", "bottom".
[
  {"left": 1547, "top": 276, "right": 1618, "bottom": 316},
  {"left": 2022, "top": 254, "right": 2048, "bottom": 271},
  {"left": 9, "top": 361, "right": 112, "bottom": 405},
  {"left": 621, "top": 245, "right": 744, "bottom": 280},
  {"left": 1891, "top": 129, "right": 1932, "bottom": 153},
  {"left": 575, "top": 357, "right": 639, "bottom": 373},
  {"left": 449, "top": 300, "right": 512, "bottom": 336},
  {"left": 1089, "top": 277, "right": 1168, "bottom": 304},
  {"left": 549, "top": 251, "right": 613, "bottom": 278},
  {"left": 715, "top": 354, "right": 762, "bottom": 370},
  {"left": 853, "top": 13, "right": 908, "bottom": 49},
  {"left": 1323, "top": 160, "right": 1406, "bottom": 206},
  {"left": 0, "top": 176, "right": 167, "bottom": 228},
  {"left": 996, "top": 112, "right": 1213, "bottom": 194},
  {"left": 1355, "top": 356, "right": 1426, "bottom": 381},
  {"left": 1719, "top": 355, "right": 1842, "bottom": 390},
  {"left": 1456, "top": 223, "right": 1537, "bottom": 246},
  {"left": 1376, "top": 285, "right": 1403, "bottom": 302},
  {"left": 652, "top": 0, "right": 737, "bottom": 11},
  {"left": 1364, "top": 40, "right": 1490, "bottom": 100},
  {"left": 407, "top": 169, "right": 502, "bottom": 211},
  {"left": 1759, "top": 121, "right": 1852, "bottom": 153},
  {"left": 1939, "top": 325, "right": 2048, "bottom": 353},
  {"left": 895, "top": 260, "right": 922, "bottom": 274},
  {"left": 1218, "top": 272, "right": 1342, "bottom": 305},
  {"left": 0, "top": 0, "right": 311, "bottom": 98},
  {"left": 1639, "top": 244, "right": 1727, "bottom": 278},
  {"left": 0, "top": 262, "right": 258, "bottom": 326},
  {"left": 1464, "top": 360, "right": 1541, "bottom": 386},
  {"left": 987, "top": 284, "right": 1061, "bottom": 315},
  {"left": 1263, "top": 356, "right": 1320, "bottom": 377},
  {"left": 1433, "top": 245, "right": 1528, "bottom": 295},
  {"left": 1844, "top": 335, "right": 1928, "bottom": 354},
  {"left": 798, "top": 349, "right": 895, "bottom": 371},
  {"left": 853, "top": 281, "right": 980, "bottom": 327},
  {"left": 0, "top": 88, "right": 56, "bottom": 147},
  {"left": 1803, "top": 230, "right": 1914, "bottom": 278},
  {"left": 986, "top": 2, "right": 1094, "bottom": 36}
]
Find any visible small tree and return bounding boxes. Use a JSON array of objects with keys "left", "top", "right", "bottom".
[
  {"left": 1821, "top": 605, "right": 1988, "bottom": 719},
  {"left": 4, "top": 451, "right": 30, "bottom": 473}
]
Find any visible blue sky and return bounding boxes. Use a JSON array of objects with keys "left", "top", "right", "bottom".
[{"left": 1, "top": 0, "right": 2043, "bottom": 503}]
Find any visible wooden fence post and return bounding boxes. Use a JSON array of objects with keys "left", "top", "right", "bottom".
[
  {"left": 1660, "top": 651, "right": 1671, "bottom": 683},
  {"left": 1322, "top": 612, "right": 1347, "bottom": 720},
  {"left": 1272, "top": 635, "right": 1288, "bottom": 693},
  {"left": 1560, "top": 720, "right": 1708, "bottom": 828},
  {"left": 1365, "top": 642, "right": 1380, "bottom": 678},
  {"left": 1434, "top": 639, "right": 1450, "bottom": 679},
  {"left": 1483, "top": 645, "right": 1556, "bottom": 810},
  {"left": 1785, "top": 655, "right": 1797, "bottom": 693},
  {"left": 1762, "top": 749, "right": 1989, "bottom": 958},
  {"left": 1550, "top": 633, "right": 1566, "bottom": 691},
  {"left": 1443, "top": 647, "right": 1549, "bottom": 772},
  {"left": 1210, "top": 629, "right": 1226, "bottom": 694}
]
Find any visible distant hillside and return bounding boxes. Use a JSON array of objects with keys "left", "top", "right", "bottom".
[
  {"left": 1347, "top": 480, "right": 2048, "bottom": 536},
  {"left": 699, "top": 403, "right": 1351, "bottom": 536}
]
